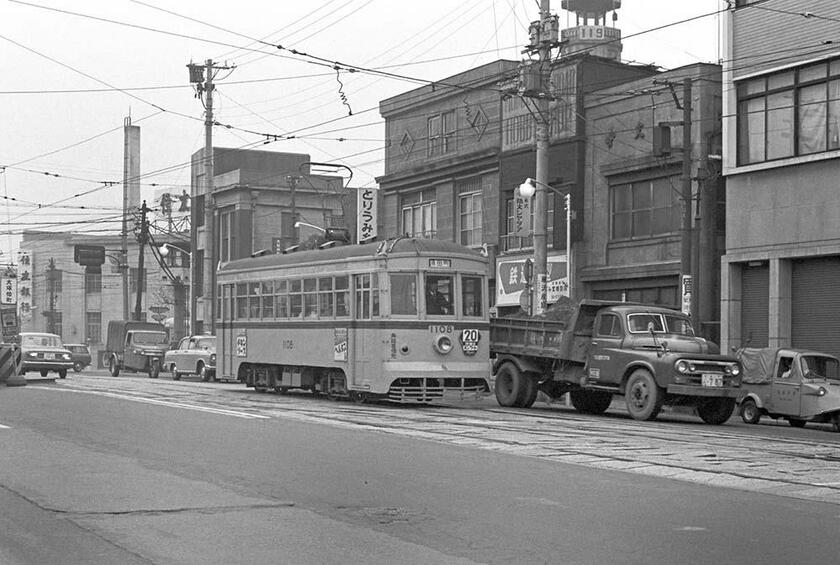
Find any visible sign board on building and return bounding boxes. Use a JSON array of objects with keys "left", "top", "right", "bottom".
[
  {"left": 1, "top": 276, "right": 16, "bottom": 305},
  {"left": 16, "top": 251, "right": 32, "bottom": 323},
  {"left": 513, "top": 186, "right": 532, "bottom": 238},
  {"left": 496, "top": 254, "right": 568, "bottom": 308},
  {"left": 357, "top": 188, "right": 378, "bottom": 243},
  {"left": 681, "top": 274, "right": 693, "bottom": 316}
]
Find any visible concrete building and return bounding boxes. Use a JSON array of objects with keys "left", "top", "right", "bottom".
[
  {"left": 721, "top": 0, "right": 840, "bottom": 358},
  {"left": 583, "top": 63, "right": 724, "bottom": 341},
  {"left": 190, "top": 148, "right": 354, "bottom": 334}
]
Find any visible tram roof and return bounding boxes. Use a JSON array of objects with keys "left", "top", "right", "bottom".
[{"left": 220, "top": 237, "right": 484, "bottom": 273}]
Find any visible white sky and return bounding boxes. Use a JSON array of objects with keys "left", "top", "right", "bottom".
[{"left": 0, "top": 0, "right": 725, "bottom": 260}]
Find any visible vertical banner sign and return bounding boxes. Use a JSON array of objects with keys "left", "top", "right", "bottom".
[
  {"left": 1, "top": 276, "right": 16, "bottom": 305},
  {"left": 681, "top": 274, "right": 693, "bottom": 316},
  {"left": 357, "top": 188, "right": 378, "bottom": 243},
  {"left": 17, "top": 251, "right": 33, "bottom": 323},
  {"left": 334, "top": 328, "right": 348, "bottom": 361},
  {"left": 513, "top": 186, "right": 532, "bottom": 238}
]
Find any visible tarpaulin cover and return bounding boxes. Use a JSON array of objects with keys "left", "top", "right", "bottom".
[{"left": 739, "top": 347, "right": 778, "bottom": 384}]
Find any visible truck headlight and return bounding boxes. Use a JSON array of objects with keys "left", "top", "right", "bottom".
[
  {"left": 725, "top": 363, "right": 740, "bottom": 376},
  {"left": 676, "top": 360, "right": 690, "bottom": 373}
]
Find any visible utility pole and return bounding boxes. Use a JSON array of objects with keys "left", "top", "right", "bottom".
[
  {"left": 522, "top": 0, "right": 557, "bottom": 315},
  {"left": 134, "top": 200, "right": 149, "bottom": 321},
  {"left": 680, "top": 78, "right": 694, "bottom": 320},
  {"left": 46, "top": 258, "right": 57, "bottom": 334},
  {"left": 286, "top": 175, "right": 300, "bottom": 244},
  {"left": 188, "top": 59, "right": 232, "bottom": 334}
]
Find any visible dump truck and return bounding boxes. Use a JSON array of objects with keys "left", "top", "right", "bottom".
[
  {"left": 104, "top": 320, "right": 169, "bottom": 378},
  {"left": 490, "top": 300, "right": 743, "bottom": 424}
]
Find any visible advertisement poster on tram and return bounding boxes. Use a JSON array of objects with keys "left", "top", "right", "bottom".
[{"left": 495, "top": 253, "right": 568, "bottom": 308}]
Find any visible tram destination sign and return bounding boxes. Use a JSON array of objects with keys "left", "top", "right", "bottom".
[{"left": 428, "top": 259, "right": 451, "bottom": 268}]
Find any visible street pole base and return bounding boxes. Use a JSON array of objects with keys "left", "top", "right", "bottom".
[{"left": 4, "top": 373, "right": 27, "bottom": 387}]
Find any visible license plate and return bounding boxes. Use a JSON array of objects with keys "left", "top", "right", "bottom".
[
  {"left": 701, "top": 374, "right": 723, "bottom": 387},
  {"left": 45, "top": 353, "right": 55, "bottom": 360}
]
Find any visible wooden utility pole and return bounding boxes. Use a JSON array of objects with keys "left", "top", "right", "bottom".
[
  {"left": 134, "top": 201, "right": 149, "bottom": 321},
  {"left": 680, "top": 78, "right": 694, "bottom": 319}
]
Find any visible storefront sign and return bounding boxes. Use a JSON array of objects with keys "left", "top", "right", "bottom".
[{"left": 496, "top": 254, "right": 568, "bottom": 307}]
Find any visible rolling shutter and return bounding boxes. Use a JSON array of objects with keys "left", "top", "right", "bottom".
[
  {"left": 791, "top": 257, "right": 840, "bottom": 359},
  {"left": 740, "top": 263, "right": 769, "bottom": 348}
]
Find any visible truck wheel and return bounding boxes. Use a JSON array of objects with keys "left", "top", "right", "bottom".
[
  {"left": 494, "top": 362, "right": 528, "bottom": 407},
  {"left": 788, "top": 418, "right": 807, "bottom": 428},
  {"left": 831, "top": 414, "right": 840, "bottom": 433},
  {"left": 740, "top": 399, "right": 761, "bottom": 424},
  {"left": 624, "top": 369, "right": 663, "bottom": 421},
  {"left": 697, "top": 398, "right": 736, "bottom": 425},
  {"left": 570, "top": 390, "right": 613, "bottom": 415},
  {"left": 149, "top": 360, "right": 160, "bottom": 379},
  {"left": 109, "top": 357, "right": 120, "bottom": 377},
  {"left": 517, "top": 374, "right": 539, "bottom": 408}
]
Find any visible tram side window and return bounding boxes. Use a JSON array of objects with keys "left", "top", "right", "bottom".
[
  {"left": 425, "top": 274, "right": 453, "bottom": 316},
  {"left": 289, "top": 280, "right": 303, "bottom": 318},
  {"left": 355, "top": 273, "right": 380, "bottom": 319},
  {"left": 462, "top": 276, "right": 483, "bottom": 317},
  {"left": 303, "top": 278, "right": 318, "bottom": 318},
  {"left": 335, "top": 276, "right": 350, "bottom": 317},
  {"left": 318, "top": 277, "right": 334, "bottom": 317},
  {"left": 390, "top": 273, "right": 417, "bottom": 315},
  {"left": 236, "top": 283, "right": 248, "bottom": 319},
  {"left": 249, "top": 283, "right": 261, "bottom": 318},
  {"left": 274, "top": 280, "right": 288, "bottom": 318},
  {"left": 261, "top": 281, "right": 274, "bottom": 318}
]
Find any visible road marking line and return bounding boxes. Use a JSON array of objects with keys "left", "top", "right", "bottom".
[
  {"left": 0, "top": 424, "right": 10, "bottom": 429},
  {"left": 27, "top": 386, "right": 269, "bottom": 420}
]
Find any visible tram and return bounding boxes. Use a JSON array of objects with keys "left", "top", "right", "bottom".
[{"left": 216, "top": 237, "right": 491, "bottom": 403}]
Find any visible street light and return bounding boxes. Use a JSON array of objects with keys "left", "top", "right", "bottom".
[
  {"left": 158, "top": 242, "right": 192, "bottom": 338},
  {"left": 518, "top": 177, "right": 573, "bottom": 314}
]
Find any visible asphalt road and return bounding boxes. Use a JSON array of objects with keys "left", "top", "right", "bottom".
[{"left": 1, "top": 373, "right": 839, "bottom": 564}]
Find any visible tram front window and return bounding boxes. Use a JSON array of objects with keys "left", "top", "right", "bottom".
[
  {"left": 425, "top": 274, "right": 453, "bottom": 316},
  {"left": 390, "top": 273, "right": 417, "bottom": 315}
]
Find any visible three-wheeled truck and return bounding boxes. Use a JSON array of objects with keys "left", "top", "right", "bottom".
[
  {"left": 490, "top": 300, "right": 743, "bottom": 424},
  {"left": 104, "top": 320, "right": 169, "bottom": 378},
  {"left": 737, "top": 347, "right": 840, "bottom": 431}
]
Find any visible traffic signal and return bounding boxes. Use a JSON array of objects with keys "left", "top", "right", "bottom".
[{"left": 74, "top": 245, "right": 105, "bottom": 267}]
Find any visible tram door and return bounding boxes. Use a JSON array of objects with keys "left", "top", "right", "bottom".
[
  {"left": 350, "top": 273, "right": 376, "bottom": 387},
  {"left": 221, "top": 284, "right": 235, "bottom": 378}
]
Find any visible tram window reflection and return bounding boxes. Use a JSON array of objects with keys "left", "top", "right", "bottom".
[
  {"left": 390, "top": 273, "right": 418, "bottom": 315},
  {"left": 462, "top": 276, "right": 482, "bottom": 317},
  {"left": 335, "top": 276, "right": 350, "bottom": 317},
  {"left": 274, "top": 280, "right": 288, "bottom": 318},
  {"left": 425, "top": 274, "right": 453, "bottom": 316}
]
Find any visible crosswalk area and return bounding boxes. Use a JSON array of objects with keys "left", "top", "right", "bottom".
[{"left": 32, "top": 375, "right": 840, "bottom": 506}]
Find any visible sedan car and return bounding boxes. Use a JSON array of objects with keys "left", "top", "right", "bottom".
[
  {"left": 165, "top": 335, "right": 216, "bottom": 381},
  {"left": 19, "top": 332, "right": 73, "bottom": 378},
  {"left": 64, "top": 343, "right": 92, "bottom": 372}
]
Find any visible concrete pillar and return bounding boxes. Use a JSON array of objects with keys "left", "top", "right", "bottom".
[
  {"left": 720, "top": 258, "right": 741, "bottom": 353},
  {"left": 769, "top": 258, "right": 791, "bottom": 348}
]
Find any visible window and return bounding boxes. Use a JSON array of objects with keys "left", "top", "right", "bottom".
[
  {"left": 47, "top": 311, "right": 62, "bottom": 338},
  {"left": 628, "top": 313, "right": 665, "bottom": 333},
  {"left": 428, "top": 110, "right": 455, "bottom": 157},
  {"left": 86, "top": 312, "right": 101, "bottom": 343},
  {"left": 390, "top": 273, "right": 417, "bottom": 315},
  {"left": 501, "top": 194, "right": 555, "bottom": 252},
  {"left": 289, "top": 280, "right": 303, "bottom": 318},
  {"left": 219, "top": 209, "right": 236, "bottom": 262},
  {"left": 354, "top": 273, "right": 379, "bottom": 319},
  {"left": 84, "top": 272, "right": 101, "bottom": 294},
  {"left": 335, "top": 276, "right": 350, "bottom": 317},
  {"left": 737, "top": 60, "right": 840, "bottom": 165},
  {"left": 458, "top": 178, "right": 483, "bottom": 247},
  {"left": 425, "top": 274, "right": 453, "bottom": 316},
  {"left": 611, "top": 177, "right": 679, "bottom": 240},
  {"left": 248, "top": 283, "right": 261, "bottom": 318},
  {"left": 597, "top": 314, "right": 621, "bottom": 337},
  {"left": 401, "top": 189, "right": 436, "bottom": 238},
  {"left": 318, "top": 277, "right": 334, "bottom": 317},
  {"left": 461, "top": 276, "right": 483, "bottom": 317},
  {"left": 274, "top": 280, "right": 288, "bottom": 318},
  {"left": 260, "top": 281, "right": 274, "bottom": 318},
  {"left": 235, "top": 283, "right": 248, "bottom": 319},
  {"left": 303, "top": 278, "right": 318, "bottom": 318}
]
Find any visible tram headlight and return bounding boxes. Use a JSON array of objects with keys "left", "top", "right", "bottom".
[{"left": 434, "top": 334, "right": 453, "bottom": 355}]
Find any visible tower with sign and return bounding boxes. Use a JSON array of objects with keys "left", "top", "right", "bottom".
[{"left": 560, "top": 0, "right": 622, "bottom": 61}]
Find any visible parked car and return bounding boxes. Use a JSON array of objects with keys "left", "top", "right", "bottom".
[
  {"left": 18, "top": 332, "right": 73, "bottom": 378},
  {"left": 64, "top": 343, "right": 92, "bottom": 372},
  {"left": 737, "top": 347, "right": 840, "bottom": 431},
  {"left": 165, "top": 335, "right": 216, "bottom": 381}
]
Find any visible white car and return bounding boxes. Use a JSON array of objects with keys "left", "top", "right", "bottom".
[{"left": 19, "top": 332, "right": 73, "bottom": 379}]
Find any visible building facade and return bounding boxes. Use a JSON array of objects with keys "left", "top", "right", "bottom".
[{"left": 721, "top": 0, "right": 840, "bottom": 358}]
